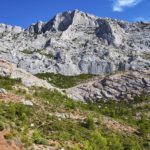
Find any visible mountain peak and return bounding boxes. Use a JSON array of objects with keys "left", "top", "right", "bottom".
[{"left": 26, "top": 10, "right": 99, "bottom": 33}]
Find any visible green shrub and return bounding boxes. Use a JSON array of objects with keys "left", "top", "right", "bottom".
[
  {"left": 25, "top": 94, "right": 32, "bottom": 100},
  {"left": 21, "top": 135, "right": 33, "bottom": 147},
  {"left": 82, "top": 116, "right": 95, "bottom": 130},
  {"left": 59, "top": 131, "right": 70, "bottom": 141},
  {"left": 4, "top": 132, "right": 13, "bottom": 140},
  {"left": 22, "top": 49, "right": 34, "bottom": 54},
  {"left": 32, "top": 129, "right": 48, "bottom": 145},
  {"left": 84, "top": 131, "right": 108, "bottom": 150},
  {"left": 35, "top": 73, "right": 95, "bottom": 88},
  {"left": 7, "top": 104, "right": 16, "bottom": 119},
  {"left": 108, "top": 134, "right": 123, "bottom": 150},
  {"left": 15, "top": 89, "right": 26, "bottom": 95},
  {"left": 0, "top": 76, "right": 21, "bottom": 90},
  {"left": 123, "top": 139, "right": 141, "bottom": 150},
  {"left": 137, "top": 114, "right": 150, "bottom": 135},
  {"left": 0, "top": 121, "right": 4, "bottom": 131},
  {"left": 40, "top": 52, "right": 53, "bottom": 59}
]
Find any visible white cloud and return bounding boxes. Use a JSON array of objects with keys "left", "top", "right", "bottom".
[{"left": 112, "top": 0, "right": 143, "bottom": 12}]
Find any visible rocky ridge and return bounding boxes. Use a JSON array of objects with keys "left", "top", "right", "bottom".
[
  {"left": 66, "top": 71, "right": 150, "bottom": 101},
  {"left": 0, "top": 59, "right": 54, "bottom": 89},
  {"left": 0, "top": 10, "right": 149, "bottom": 76}
]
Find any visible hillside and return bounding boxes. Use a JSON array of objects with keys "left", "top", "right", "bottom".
[
  {"left": 0, "top": 10, "right": 150, "bottom": 150},
  {"left": 0, "top": 75, "right": 149, "bottom": 150}
]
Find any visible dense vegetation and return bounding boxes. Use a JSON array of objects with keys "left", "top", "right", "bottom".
[
  {"left": 35, "top": 73, "right": 96, "bottom": 88},
  {"left": 0, "top": 76, "right": 21, "bottom": 90},
  {"left": 0, "top": 76, "right": 149, "bottom": 149}
]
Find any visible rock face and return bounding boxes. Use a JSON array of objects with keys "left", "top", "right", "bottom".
[
  {"left": 96, "top": 19, "right": 125, "bottom": 46},
  {"left": 0, "top": 59, "right": 54, "bottom": 89},
  {"left": 0, "top": 10, "right": 149, "bottom": 75},
  {"left": 66, "top": 71, "right": 150, "bottom": 102},
  {"left": 0, "top": 24, "right": 22, "bottom": 34}
]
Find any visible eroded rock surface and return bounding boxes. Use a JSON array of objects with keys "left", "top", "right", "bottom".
[
  {"left": 0, "top": 59, "right": 54, "bottom": 89},
  {"left": 66, "top": 71, "right": 150, "bottom": 102},
  {"left": 0, "top": 10, "right": 149, "bottom": 75}
]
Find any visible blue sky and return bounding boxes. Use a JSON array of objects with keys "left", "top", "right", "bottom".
[{"left": 0, "top": 0, "right": 149, "bottom": 28}]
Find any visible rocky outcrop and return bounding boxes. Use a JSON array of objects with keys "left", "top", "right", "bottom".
[
  {"left": 96, "top": 19, "right": 125, "bottom": 46},
  {"left": 0, "top": 59, "right": 54, "bottom": 89},
  {"left": 66, "top": 71, "right": 150, "bottom": 102},
  {"left": 0, "top": 24, "right": 23, "bottom": 34},
  {"left": 27, "top": 21, "right": 45, "bottom": 33},
  {"left": 0, "top": 10, "right": 149, "bottom": 76}
]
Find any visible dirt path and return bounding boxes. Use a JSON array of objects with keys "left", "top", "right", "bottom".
[{"left": 0, "top": 93, "right": 23, "bottom": 103}]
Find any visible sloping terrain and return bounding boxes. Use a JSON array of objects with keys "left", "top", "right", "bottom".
[
  {"left": 0, "top": 74, "right": 149, "bottom": 150},
  {"left": 0, "top": 131, "right": 23, "bottom": 150},
  {"left": 66, "top": 71, "right": 150, "bottom": 101},
  {"left": 0, "top": 9, "right": 150, "bottom": 150},
  {"left": 0, "top": 59, "right": 54, "bottom": 89}
]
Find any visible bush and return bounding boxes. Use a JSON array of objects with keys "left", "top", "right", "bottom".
[
  {"left": 59, "top": 131, "right": 70, "bottom": 141},
  {"left": 0, "top": 121, "right": 4, "bottom": 131},
  {"left": 22, "top": 49, "right": 34, "bottom": 54},
  {"left": 84, "top": 131, "right": 108, "bottom": 150},
  {"left": 32, "top": 129, "right": 48, "bottom": 145},
  {"left": 123, "top": 139, "right": 141, "bottom": 150},
  {"left": 0, "top": 76, "right": 21, "bottom": 90},
  {"left": 138, "top": 115, "right": 150, "bottom": 135},
  {"left": 108, "top": 134, "right": 123, "bottom": 150},
  {"left": 21, "top": 135, "right": 33, "bottom": 147},
  {"left": 82, "top": 116, "right": 95, "bottom": 130},
  {"left": 4, "top": 132, "right": 13, "bottom": 139}
]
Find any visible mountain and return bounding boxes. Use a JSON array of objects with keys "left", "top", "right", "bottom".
[
  {"left": 0, "top": 10, "right": 150, "bottom": 150},
  {"left": 0, "top": 10, "right": 149, "bottom": 101},
  {"left": 0, "top": 10, "right": 149, "bottom": 76}
]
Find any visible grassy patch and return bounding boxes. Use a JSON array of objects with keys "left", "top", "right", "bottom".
[
  {"left": 33, "top": 87, "right": 99, "bottom": 112},
  {"left": 22, "top": 49, "right": 34, "bottom": 54},
  {"left": 40, "top": 52, "right": 53, "bottom": 59},
  {"left": 22, "top": 49, "right": 53, "bottom": 59},
  {"left": 0, "top": 76, "right": 21, "bottom": 90},
  {"left": 0, "top": 121, "right": 4, "bottom": 131},
  {"left": 94, "top": 94, "right": 150, "bottom": 136},
  {"left": 35, "top": 73, "right": 96, "bottom": 88}
]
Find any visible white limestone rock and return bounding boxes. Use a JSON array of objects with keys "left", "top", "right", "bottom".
[
  {"left": 0, "top": 24, "right": 6, "bottom": 33},
  {"left": 0, "top": 88, "right": 7, "bottom": 94},
  {"left": 0, "top": 59, "right": 54, "bottom": 89},
  {"left": 66, "top": 71, "right": 150, "bottom": 101},
  {"left": 22, "top": 100, "right": 33, "bottom": 106},
  {"left": 0, "top": 10, "right": 149, "bottom": 76},
  {"left": 0, "top": 24, "right": 23, "bottom": 33},
  {"left": 96, "top": 19, "right": 125, "bottom": 46},
  {"left": 12, "top": 26, "right": 22, "bottom": 33}
]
